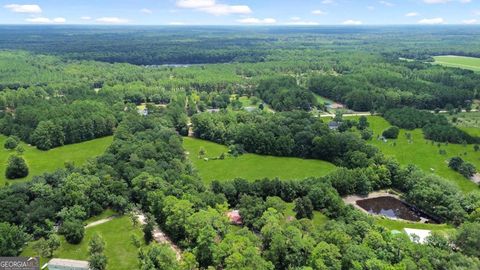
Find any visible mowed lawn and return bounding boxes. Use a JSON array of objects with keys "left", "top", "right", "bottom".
[
  {"left": 0, "top": 136, "right": 113, "bottom": 186},
  {"left": 351, "top": 116, "right": 479, "bottom": 193},
  {"left": 183, "top": 137, "right": 337, "bottom": 183},
  {"left": 22, "top": 215, "right": 143, "bottom": 270},
  {"left": 434, "top": 55, "right": 480, "bottom": 72},
  {"left": 374, "top": 217, "right": 453, "bottom": 232}
]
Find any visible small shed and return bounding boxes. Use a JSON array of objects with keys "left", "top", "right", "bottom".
[{"left": 45, "top": 259, "right": 90, "bottom": 270}]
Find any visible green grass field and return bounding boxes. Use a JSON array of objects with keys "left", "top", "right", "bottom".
[
  {"left": 284, "top": 203, "right": 329, "bottom": 227},
  {"left": 22, "top": 214, "right": 143, "bottom": 270},
  {"left": 183, "top": 137, "right": 337, "bottom": 183},
  {"left": 351, "top": 116, "right": 479, "bottom": 193},
  {"left": 446, "top": 111, "right": 480, "bottom": 137},
  {"left": 0, "top": 136, "right": 113, "bottom": 186},
  {"left": 434, "top": 55, "right": 480, "bottom": 72},
  {"left": 374, "top": 217, "right": 453, "bottom": 232}
]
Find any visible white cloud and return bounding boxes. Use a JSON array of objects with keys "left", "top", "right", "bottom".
[
  {"left": 322, "top": 0, "right": 334, "bottom": 4},
  {"left": 140, "top": 8, "right": 152, "bottom": 14},
  {"left": 290, "top": 17, "right": 301, "bottom": 21},
  {"left": 423, "top": 0, "right": 471, "bottom": 3},
  {"left": 379, "top": 1, "right": 394, "bottom": 7},
  {"left": 237, "top": 17, "right": 276, "bottom": 24},
  {"left": 343, "top": 19, "right": 363, "bottom": 25},
  {"left": 53, "top": 17, "right": 66, "bottom": 23},
  {"left": 423, "top": 0, "right": 449, "bottom": 3},
  {"left": 200, "top": 4, "right": 251, "bottom": 15},
  {"left": 169, "top": 22, "right": 186, "bottom": 25},
  {"left": 406, "top": 12, "right": 419, "bottom": 17},
  {"left": 176, "top": 0, "right": 215, "bottom": 8},
  {"left": 26, "top": 17, "right": 66, "bottom": 24},
  {"left": 463, "top": 19, "right": 478, "bottom": 24},
  {"left": 96, "top": 17, "right": 129, "bottom": 24},
  {"left": 286, "top": 21, "right": 320, "bottom": 25},
  {"left": 418, "top": 17, "right": 445, "bottom": 24},
  {"left": 4, "top": 4, "right": 41, "bottom": 13},
  {"left": 80, "top": 16, "right": 91, "bottom": 20},
  {"left": 312, "top": 9, "right": 327, "bottom": 15},
  {"left": 176, "top": 0, "right": 251, "bottom": 16}
]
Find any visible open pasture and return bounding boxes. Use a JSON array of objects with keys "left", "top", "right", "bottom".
[
  {"left": 183, "top": 137, "right": 337, "bottom": 183},
  {"left": 434, "top": 55, "right": 480, "bottom": 72},
  {"left": 0, "top": 136, "right": 112, "bottom": 186},
  {"left": 352, "top": 116, "right": 479, "bottom": 193}
]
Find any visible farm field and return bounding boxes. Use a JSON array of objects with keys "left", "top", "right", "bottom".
[
  {"left": 433, "top": 55, "right": 480, "bottom": 72},
  {"left": 183, "top": 137, "right": 337, "bottom": 183},
  {"left": 22, "top": 214, "right": 144, "bottom": 270},
  {"left": 351, "top": 116, "right": 479, "bottom": 193},
  {"left": 0, "top": 136, "right": 113, "bottom": 186}
]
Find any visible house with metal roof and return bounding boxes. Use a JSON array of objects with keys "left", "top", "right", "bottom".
[{"left": 44, "top": 259, "right": 90, "bottom": 270}]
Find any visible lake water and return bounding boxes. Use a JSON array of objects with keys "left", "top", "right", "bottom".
[{"left": 356, "top": 196, "right": 435, "bottom": 222}]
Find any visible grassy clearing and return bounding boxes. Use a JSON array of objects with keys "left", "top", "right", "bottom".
[
  {"left": 183, "top": 137, "right": 337, "bottom": 184},
  {"left": 350, "top": 116, "right": 479, "bottom": 193},
  {"left": 446, "top": 111, "right": 480, "bottom": 137},
  {"left": 22, "top": 215, "right": 144, "bottom": 270},
  {"left": 284, "top": 203, "right": 328, "bottom": 227},
  {"left": 433, "top": 55, "right": 480, "bottom": 72},
  {"left": 374, "top": 217, "right": 453, "bottom": 232},
  {"left": 0, "top": 136, "right": 113, "bottom": 186}
]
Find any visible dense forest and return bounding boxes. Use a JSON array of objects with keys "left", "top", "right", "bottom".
[{"left": 0, "top": 26, "right": 480, "bottom": 270}]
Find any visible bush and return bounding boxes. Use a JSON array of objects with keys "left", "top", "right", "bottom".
[
  {"left": 5, "top": 155, "right": 29, "bottom": 179},
  {"left": 382, "top": 126, "right": 400, "bottom": 139},
  {"left": 61, "top": 219, "right": 85, "bottom": 244},
  {"left": 4, "top": 136, "right": 19, "bottom": 150}
]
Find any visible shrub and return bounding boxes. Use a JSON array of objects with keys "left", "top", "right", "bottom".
[
  {"left": 61, "top": 219, "right": 85, "bottom": 244},
  {"left": 382, "top": 126, "right": 400, "bottom": 139},
  {"left": 5, "top": 155, "right": 29, "bottom": 179},
  {"left": 4, "top": 136, "right": 19, "bottom": 150}
]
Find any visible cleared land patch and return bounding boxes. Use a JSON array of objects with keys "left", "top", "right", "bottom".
[
  {"left": 434, "top": 55, "right": 480, "bottom": 72},
  {"left": 22, "top": 214, "right": 144, "bottom": 270},
  {"left": 352, "top": 116, "right": 479, "bottom": 193},
  {"left": 183, "top": 137, "right": 337, "bottom": 183},
  {"left": 446, "top": 111, "right": 480, "bottom": 137},
  {"left": 0, "top": 136, "right": 113, "bottom": 186}
]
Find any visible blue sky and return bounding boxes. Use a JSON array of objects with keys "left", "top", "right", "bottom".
[{"left": 1, "top": 0, "right": 479, "bottom": 25}]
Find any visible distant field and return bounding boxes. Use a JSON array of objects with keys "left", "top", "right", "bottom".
[
  {"left": 183, "top": 137, "right": 337, "bottom": 183},
  {"left": 22, "top": 214, "right": 143, "bottom": 270},
  {"left": 0, "top": 136, "right": 113, "bottom": 186},
  {"left": 446, "top": 111, "right": 480, "bottom": 137},
  {"left": 434, "top": 55, "right": 480, "bottom": 72},
  {"left": 353, "top": 116, "right": 479, "bottom": 193}
]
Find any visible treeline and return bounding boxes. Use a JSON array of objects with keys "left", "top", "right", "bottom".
[
  {"left": 384, "top": 107, "right": 479, "bottom": 144},
  {"left": 307, "top": 57, "right": 479, "bottom": 111},
  {"left": 192, "top": 111, "right": 379, "bottom": 168},
  {"left": 0, "top": 100, "right": 117, "bottom": 150},
  {"left": 2, "top": 108, "right": 480, "bottom": 269},
  {"left": 255, "top": 76, "right": 317, "bottom": 111},
  {"left": 212, "top": 160, "right": 478, "bottom": 225}
]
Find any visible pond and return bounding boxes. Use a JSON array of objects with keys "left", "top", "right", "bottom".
[{"left": 356, "top": 196, "right": 436, "bottom": 223}]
